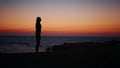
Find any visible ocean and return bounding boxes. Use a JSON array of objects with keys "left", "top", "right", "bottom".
[{"left": 0, "top": 35, "right": 120, "bottom": 53}]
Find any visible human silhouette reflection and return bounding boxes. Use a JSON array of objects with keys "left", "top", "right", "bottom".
[{"left": 35, "top": 17, "right": 42, "bottom": 53}]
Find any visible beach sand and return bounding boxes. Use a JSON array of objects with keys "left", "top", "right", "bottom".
[{"left": 0, "top": 40, "right": 120, "bottom": 68}]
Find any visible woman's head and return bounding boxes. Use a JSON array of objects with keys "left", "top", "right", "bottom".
[{"left": 36, "top": 17, "right": 41, "bottom": 22}]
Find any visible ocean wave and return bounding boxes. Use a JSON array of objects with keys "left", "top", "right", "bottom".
[
  {"left": 0, "top": 44, "right": 46, "bottom": 53},
  {"left": 0, "top": 41, "right": 31, "bottom": 46}
]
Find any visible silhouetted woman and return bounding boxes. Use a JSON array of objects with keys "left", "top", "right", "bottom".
[{"left": 35, "top": 17, "right": 42, "bottom": 53}]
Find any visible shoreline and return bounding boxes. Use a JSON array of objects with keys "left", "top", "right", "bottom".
[
  {"left": 0, "top": 40, "right": 120, "bottom": 68},
  {"left": 0, "top": 40, "right": 120, "bottom": 53}
]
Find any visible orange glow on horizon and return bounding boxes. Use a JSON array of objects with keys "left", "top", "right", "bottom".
[{"left": 0, "top": 0, "right": 120, "bottom": 36}]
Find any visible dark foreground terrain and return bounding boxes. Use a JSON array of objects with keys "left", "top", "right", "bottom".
[{"left": 0, "top": 40, "right": 120, "bottom": 68}]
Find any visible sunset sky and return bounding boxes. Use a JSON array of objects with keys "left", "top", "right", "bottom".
[{"left": 0, "top": 0, "right": 120, "bottom": 36}]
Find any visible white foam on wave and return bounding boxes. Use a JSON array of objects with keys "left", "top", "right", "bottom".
[{"left": 0, "top": 44, "right": 46, "bottom": 53}]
